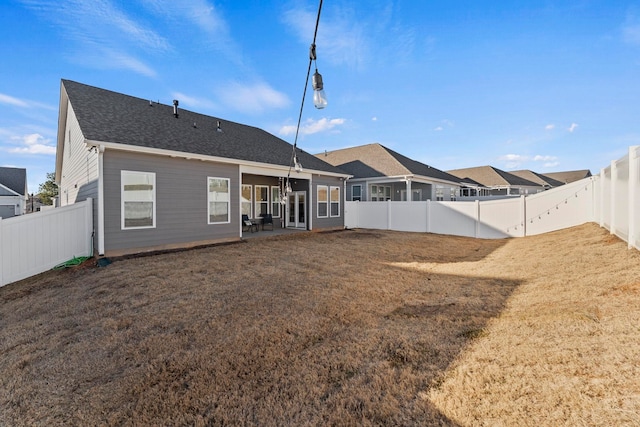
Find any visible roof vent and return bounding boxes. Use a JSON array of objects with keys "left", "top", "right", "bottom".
[
  {"left": 216, "top": 120, "right": 222, "bottom": 132},
  {"left": 173, "top": 99, "right": 179, "bottom": 118}
]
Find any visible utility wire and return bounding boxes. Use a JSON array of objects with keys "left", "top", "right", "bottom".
[{"left": 285, "top": 0, "right": 323, "bottom": 197}]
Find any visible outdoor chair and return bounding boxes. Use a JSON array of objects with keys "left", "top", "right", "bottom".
[
  {"left": 261, "top": 213, "right": 274, "bottom": 231},
  {"left": 242, "top": 214, "right": 258, "bottom": 232}
]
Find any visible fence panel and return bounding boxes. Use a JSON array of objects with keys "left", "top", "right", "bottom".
[
  {"left": 600, "top": 166, "right": 612, "bottom": 230},
  {"left": 388, "top": 202, "right": 429, "bottom": 232},
  {"left": 478, "top": 198, "right": 521, "bottom": 238},
  {"left": 0, "top": 199, "right": 93, "bottom": 287},
  {"left": 630, "top": 146, "right": 640, "bottom": 250},
  {"left": 525, "top": 177, "right": 595, "bottom": 236},
  {"left": 612, "top": 154, "right": 630, "bottom": 242},
  {"left": 429, "top": 201, "right": 478, "bottom": 237}
]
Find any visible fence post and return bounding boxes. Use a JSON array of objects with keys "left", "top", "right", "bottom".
[
  {"left": 426, "top": 199, "right": 431, "bottom": 233},
  {"left": 0, "top": 216, "right": 4, "bottom": 286},
  {"left": 629, "top": 147, "right": 638, "bottom": 249},
  {"left": 520, "top": 195, "right": 527, "bottom": 237},
  {"left": 599, "top": 168, "right": 606, "bottom": 228},
  {"left": 474, "top": 199, "right": 480, "bottom": 238},
  {"left": 610, "top": 160, "right": 617, "bottom": 236}
]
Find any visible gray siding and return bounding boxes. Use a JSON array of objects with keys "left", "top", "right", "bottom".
[
  {"left": 103, "top": 150, "right": 239, "bottom": 254},
  {"left": 312, "top": 176, "right": 345, "bottom": 230}
]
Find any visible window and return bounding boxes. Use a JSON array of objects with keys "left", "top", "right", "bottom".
[
  {"left": 435, "top": 186, "right": 444, "bottom": 201},
  {"left": 271, "top": 186, "right": 281, "bottom": 217},
  {"left": 208, "top": 177, "right": 230, "bottom": 224},
  {"left": 371, "top": 185, "right": 391, "bottom": 201},
  {"left": 255, "top": 185, "right": 269, "bottom": 217},
  {"left": 121, "top": 170, "right": 155, "bottom": 229},
  {"left": 330, "top": 186, "right": 340, "bottom": 217},
  {"left": 241, "top": 184, "right": 252, "bottom": 218},
  {"left": 450, "top": 188, "right": 457, "bottom": 201},
  {"left": 317, "top": 185, "right": 328, "bottom": 218},
  {"left": 351, "top": 185, "right": 361, "bottom": 201}
]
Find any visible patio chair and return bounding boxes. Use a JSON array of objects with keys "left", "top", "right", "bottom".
[
  {"left": 261, "top": 213, "right": 274, "bottom": 231},
  {"left": 242, "top": 214, "right": 258, "bottom": 232}
]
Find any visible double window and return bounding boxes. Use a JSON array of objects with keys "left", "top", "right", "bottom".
[
  {"left": 371, "top": 185, "right": 391, "bottom": 201},
  {"left": 121, "top": 171, "right": 155, "bottom": 229},
  {"left": 317, "top": 185, "right": 340, "bottom": 218}
]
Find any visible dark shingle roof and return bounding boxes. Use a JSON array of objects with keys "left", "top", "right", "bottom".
[
  {"left": 61, "top": 80, "right": 346, "bottom": 175},
  {"left": 0, "top": 167, "right": 27, "bottom": 196},
  {"left": 317, "top": 143, "right": 462, "bottom": 183},
  {"left": 542, "top": 169, "right": 592, "bottom": 184},
  {"left": 447, "top": 165, "right": 541, "bottom": 187},
  {"left": 510, "top": 170, "right": 566, "bottom": 187}
]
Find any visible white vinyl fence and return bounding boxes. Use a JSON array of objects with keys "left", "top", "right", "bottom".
[
  {"left": 346, "top": 145, "right": 639, "bottom": 251},
  {"left": 0, "top": 199, "right": 93, "bottom": 287}
]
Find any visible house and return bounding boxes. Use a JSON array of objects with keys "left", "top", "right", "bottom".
[
  {"left": 0, "top": 167, "right": 28, "bottom": 218},
  {"left": 55, "top": 80, "right": 350, "bottom": 257},
  {"left": 447, "top": 165, "right": 543, "bottom": 196},
  {"left": 317, "top": 143, "right": 463, "bottom": 202},
  {"left": 509, "top": 170, "right": 566, "bottom": 189},
  {"left": 541, "top": 169, "right": 592, "bottom": 184}
]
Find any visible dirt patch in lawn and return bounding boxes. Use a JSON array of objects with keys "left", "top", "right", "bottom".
[{"left": 1, "top": 223, "right": 638, "bottom": 426}]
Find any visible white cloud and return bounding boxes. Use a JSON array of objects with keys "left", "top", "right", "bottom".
[
  {"left": 568, "top": 123, "right": 579, "bottom": 133},
  {"left": 279, "top": 117, "right": 346, "bottom": 137},
  {"left": 545, "top": 124, "right": 555, "bottom": 130},
  {"left": 8, "top": 133, "right": 56, "bottom": 155},
  {"left": 434, "top": 126, "right": 443, "bottom": 131},
  {"left": 533, "top": 155, "right": 558, "bottom": 162},
  {"left": 217, "top": 82, "right": 289, "bottom": 114},
  {"left": 371, "top": 117, "right": 378, "bottom": 121},
  {"left": 0, "top": 93, "right": 29, "bottom": 108}
]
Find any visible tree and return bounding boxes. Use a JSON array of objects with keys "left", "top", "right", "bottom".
[{"left": 38, "top": 172, "right": 58, "bottom": 205}]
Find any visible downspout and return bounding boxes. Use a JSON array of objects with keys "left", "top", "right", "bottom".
[{"left": 97, "top": 145, "right": 106, "bottom": 256}]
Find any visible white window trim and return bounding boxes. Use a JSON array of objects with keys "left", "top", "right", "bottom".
[
  {"left": 208, "top": 177, "right": 231, "bottom": 224},
  {"left": 121, "top": 170, "right": 156, "bottom": 230},
  {"left": 317, "top": 185, "right": 328, "bottom": 218},
  {"left": 255, "top": 185, "right": 269, "bottom": 218},
  {"left": 330, "top": 186, "right": 340, "bottom": 217}
]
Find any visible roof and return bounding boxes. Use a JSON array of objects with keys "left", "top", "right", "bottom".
[
  {"left": 60, "top": 80, "right": 346, "bottom": 176},
  {"left": 542, "top": 169, "right": 592, "bottom": 184},
  {"left": 317, "top": 143, "right": 462, "bottom": 184},
  {"left": 0, "top": 167, "right": 27, "bottom": 196},
  {"left": 510, "top": 170, "right": 565, "bottom": 187},
  {"left": 447, "top": 165, "right": 540, "bottom": 188}
]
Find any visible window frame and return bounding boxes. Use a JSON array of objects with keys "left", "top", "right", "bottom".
[
  {"left": 271, "top": 186, "right": 281, "bottom": 217},
  {"left": 241, "top": 184, "right": 253, "bottom": 218},
  {"left": 121, "top": 170, "right": 156, "bottom": 230},
  {"left": 317, "top": 185, "right": 328, "bottom": 218},
  {"left": 208, "top": 177, "right": 230, "bottom": 224},
  {"left": 351, "top": 184, "right": 361, "bottom": 201},
  {"left": 255, "top": 185, "right": 269, "bottom": 218},
  {"left": 330, "top": 186, "right": 340, "bottom": 217}
]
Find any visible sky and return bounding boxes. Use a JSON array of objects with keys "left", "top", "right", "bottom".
[{"left": 1, "top": 0, "right": 639, "bottom": 193}]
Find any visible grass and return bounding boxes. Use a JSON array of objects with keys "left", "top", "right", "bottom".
[{"left": 1, "top": 223, "right": 638, "bottom": 426}]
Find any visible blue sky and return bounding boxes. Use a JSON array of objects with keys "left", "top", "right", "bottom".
[{"left": 1, "top": 0, "right": 639, "bottom": 193}]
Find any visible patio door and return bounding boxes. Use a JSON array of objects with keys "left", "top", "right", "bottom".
[{"left": 286, "top": 191, "right": 306, "bottom": 229}]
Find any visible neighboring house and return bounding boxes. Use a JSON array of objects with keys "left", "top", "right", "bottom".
[
  {"left": 510, "top": 170, "right": 566, "bottom": 189},
  {"left": 317, "top": 143, "right": 463, "bottom": 202},
  {"left": 542, "top": 169, "right": 592, "bottom": 184},
  {"left": 0, "top": 167, "right": 27, "bottom": 218},
  {"left": 55, "top": 80, "right": 350, "bottom": 257},
  {"left": 447, "top": 165, "right": 543, "bottom": 196}
]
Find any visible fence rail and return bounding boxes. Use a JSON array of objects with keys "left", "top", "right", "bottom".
[
  {"left": 346, "top": 145, "right": 639, "bottom": 251},
  {"left": 0, "top": 198, "right": 93, "bottom": 287}
]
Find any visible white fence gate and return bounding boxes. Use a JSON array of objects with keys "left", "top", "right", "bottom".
[{"left": 0, "top": 198, "right": 93, "bottom": 287}]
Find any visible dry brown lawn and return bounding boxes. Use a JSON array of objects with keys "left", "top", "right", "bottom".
[{"left": 1, "top": 223, "right": 639, "bottom": 426}]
